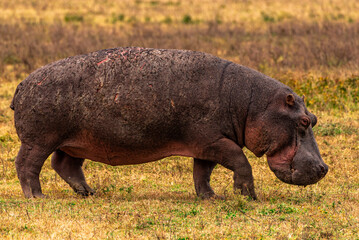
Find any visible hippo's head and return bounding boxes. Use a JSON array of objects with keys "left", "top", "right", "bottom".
[{"left": 244, "top": 90, "right": 328, "bottom": 186}]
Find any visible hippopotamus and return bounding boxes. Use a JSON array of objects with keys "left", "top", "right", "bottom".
[{"left": 11, "top": 47, "right": 328, "bottom": 199}]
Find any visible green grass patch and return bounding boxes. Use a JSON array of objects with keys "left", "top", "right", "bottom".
[
  {"left": 315, "top": 123, "right": 357, "bottom": 136},
  {"left": 182, "top": 14, "right": 193, "bottom": 24},
  {"left": 64, "top": 13, "right": 84, "bottom": 23}
]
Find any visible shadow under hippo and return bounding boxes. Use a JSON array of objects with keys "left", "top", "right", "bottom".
[{"left": 11, "top": 47, "right": 328, "bottom": 199}]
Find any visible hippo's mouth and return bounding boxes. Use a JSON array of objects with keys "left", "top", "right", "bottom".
[
  {"left": 266, "top": 143, "right": 298, "bottom": 168},
  {"left": 266, "top": 136, "right": 299, "bottom": 184}
]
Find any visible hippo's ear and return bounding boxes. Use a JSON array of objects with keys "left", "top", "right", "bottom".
[
  {"left": 286, "top": 94, "right": 295, "bottom": 106},
  {"left": 309, "top": 113, "right": 317, "bottom": 127}
]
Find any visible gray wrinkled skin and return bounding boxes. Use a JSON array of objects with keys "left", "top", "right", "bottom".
[{"left": 11, "top": 47, "right": 328, "bottom": 199}]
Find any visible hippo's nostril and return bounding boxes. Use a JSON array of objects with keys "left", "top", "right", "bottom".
[
  {"left": 323, "top": 164, "right": 328, "bottom": 173},
  {"left": 319, "top": 164, "right": 328, "bottom": 178}
]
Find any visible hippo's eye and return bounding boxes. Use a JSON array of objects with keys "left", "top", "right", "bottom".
[{"left": 300, "top": 117, "right": 310, "bottom": 128}]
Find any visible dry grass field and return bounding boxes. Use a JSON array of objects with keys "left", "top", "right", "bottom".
[{"left": 0, "top": 0, "right": 358, "bottom": 239}]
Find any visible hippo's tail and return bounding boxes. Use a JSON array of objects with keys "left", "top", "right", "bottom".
[
  {"left": 10, "top": 99, "right": 15, "bottom": 110},
  {"left": 10, "top": 86, "right": 20, "bottom": 111}
]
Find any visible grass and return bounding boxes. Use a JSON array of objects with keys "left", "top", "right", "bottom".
[{"left": 0, "top": 0, "right": 359, "bottom": 239}]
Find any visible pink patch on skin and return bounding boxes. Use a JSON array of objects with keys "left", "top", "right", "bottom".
[
  {"left": 133, "top": 53, "right": 140, "bottom": 61},
  {"left": 37, "top": 76, "right": 47, "bottom": 85},
  {"left": 120, "top": 50, "right": 128, "bottom": 60},
  {"left": 97, "top": 57, "right": 110, "bottom": 66},
  {"left": 114, "top": 93, "right": 120, "bottom": 103},
  {"left": 97, "top": 53, "right": 113, "bottom": 66}
]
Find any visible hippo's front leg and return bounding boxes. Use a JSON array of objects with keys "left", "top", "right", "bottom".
[{"left": 200, "top": 138, "right": 257, "bottom": 200}]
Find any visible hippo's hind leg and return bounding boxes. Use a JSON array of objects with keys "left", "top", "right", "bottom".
[
  {"left": 51, "top": 150, "right": 94, "bottom": 196},
  {"left": 193, "top": 158, "right": 217, "bottom": 199},
  {"left": 15, "top": 144, "right": 52, "bottom": 198}
]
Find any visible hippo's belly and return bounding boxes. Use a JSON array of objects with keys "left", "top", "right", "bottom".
[{"left": 59, "top": 136, "right": 195, "bottom": 166}]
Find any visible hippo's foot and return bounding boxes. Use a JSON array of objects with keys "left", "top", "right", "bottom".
[
  {"left": 31, "top": 193, "right": 47, "bottom": 198},
  {"left": 233, "top": 175, "right": 257, "bottom": 200},
  {"left": 51, "top": 150, "right": 95, "bottom": 197},
  {"left": 70, "top": 181, "right": 95, "bottom": 196},
  {"left": 15, "top": 144, "right": 51, "bottom": 198},
  {"left": 193, "top": 158, "right": 217, "bottom": 199}
]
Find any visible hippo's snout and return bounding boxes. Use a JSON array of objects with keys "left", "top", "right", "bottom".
[
  {"left": 268, "top": 145, "right": 328, "bottom": 186},
  {"left": 270, "top": 160, "right": 328, "bottom": 186},
  {"left": 290, "top": 161, "right": 328, "bottom": 186}
]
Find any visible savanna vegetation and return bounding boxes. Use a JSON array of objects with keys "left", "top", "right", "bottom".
[{"left": 0, "top": 0, "right": 358, "bottom": 239}]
